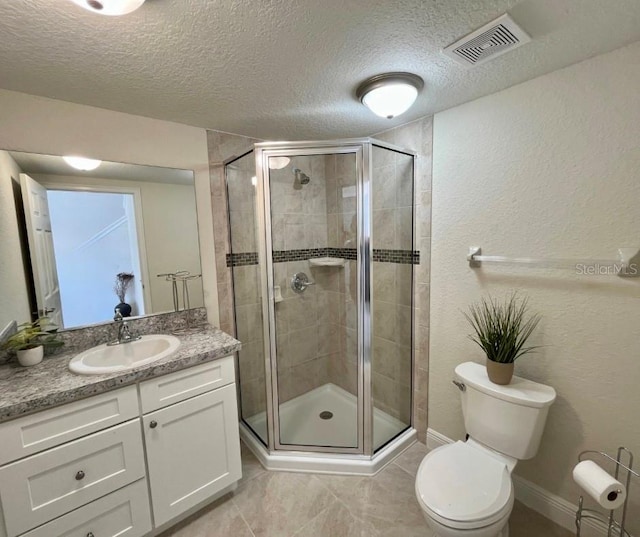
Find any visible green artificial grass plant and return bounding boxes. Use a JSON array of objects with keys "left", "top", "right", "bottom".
[{"left": 464, "top": 293, "right": 541, "bottom": 364}]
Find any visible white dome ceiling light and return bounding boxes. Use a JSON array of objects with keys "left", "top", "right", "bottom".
[
  {"left": 63, "top": 156, "right": 102, "bottom": 171},
  {"left": 69, "top": 0, "right": 145, "bottom": 16},
  {"left": 268, "top": 157, "right": 291, "bottom": 170},
  {"left": 356, "top": 73, "right": 424, "bottom": 119}
]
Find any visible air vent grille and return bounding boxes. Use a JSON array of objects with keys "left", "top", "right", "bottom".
[{"left": 443, "top": 14, "right": 530, "bottom": 67}]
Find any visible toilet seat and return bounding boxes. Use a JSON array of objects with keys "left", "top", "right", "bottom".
[{"left": 415, "top": 441, "right": 514, "bottom": 530}]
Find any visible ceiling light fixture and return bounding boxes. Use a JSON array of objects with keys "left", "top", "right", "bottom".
[
  {"left": 356, "top": 73, "right": 424, "bottom": 119},
  {"left": 69, "top": 0, "right": 145, "bottom": 16},
  {"left": 63, "top": 156, "right": 102, "bottom": 171},
  {"left": 268, "top": 157, "right": 291, "bottom": 170}
]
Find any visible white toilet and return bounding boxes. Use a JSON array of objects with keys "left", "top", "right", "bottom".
[{"left": 415, "top": 362, "right": 556, "bottom": 537}]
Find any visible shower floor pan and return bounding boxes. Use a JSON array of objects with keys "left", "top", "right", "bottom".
[{"left": 241, "top": 383, "right": 417, "bottom": 475}]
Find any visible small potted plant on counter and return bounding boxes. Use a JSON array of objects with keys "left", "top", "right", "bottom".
[
  {"left": 114, "top": 272, "right": 135, "bottom": 317},
  {"left": 2, "top": 317, "right": 64, "bottom": 367},
  {"left": 464, "top": 293, "right": 541, "bottom": 385}
]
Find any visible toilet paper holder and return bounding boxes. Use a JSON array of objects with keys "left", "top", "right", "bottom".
[{"left": 575, "top": 447, "right": 638, "bottom": 537}]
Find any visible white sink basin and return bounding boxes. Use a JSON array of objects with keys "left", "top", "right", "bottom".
[{"left": 69, "top": 334, "right": 181, "bottom": 375}]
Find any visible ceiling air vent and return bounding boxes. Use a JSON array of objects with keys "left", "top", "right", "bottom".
[{"left": 443, "top": 13, "right": 530, "bottom": 67}]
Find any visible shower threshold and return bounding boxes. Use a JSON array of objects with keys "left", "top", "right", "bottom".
[{"left": 241, "top": 383, "right": 417, "bottom": 475}]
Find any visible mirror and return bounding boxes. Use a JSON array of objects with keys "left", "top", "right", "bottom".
[{"left": 0, "top": 150, "right": 204, "bottom": 331}]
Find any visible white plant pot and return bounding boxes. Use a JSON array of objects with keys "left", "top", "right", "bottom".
[{"left": 16, "top": 346, "right": 44, "bottom": 367}]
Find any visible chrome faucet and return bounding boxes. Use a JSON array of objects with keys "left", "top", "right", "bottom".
[{"left": 108, "top": 308, "right": 141, "bottom": 346}]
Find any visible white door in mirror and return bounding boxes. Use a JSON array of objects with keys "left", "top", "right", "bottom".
[{"left": 69, "top": 335, "right": 180, "bottom": 375}]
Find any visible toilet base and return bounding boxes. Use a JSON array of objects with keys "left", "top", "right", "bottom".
[{"left": 423, "top": 513, "right": 510, "bottom": 537}]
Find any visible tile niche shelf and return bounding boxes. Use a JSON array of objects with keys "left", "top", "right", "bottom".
[{"left": 309, "top": 257, "right": 347, "bottom": 267}]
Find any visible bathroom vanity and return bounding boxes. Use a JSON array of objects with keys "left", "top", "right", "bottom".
[{"left": 0, "top": 326, "right": 242, "bottom": 537}]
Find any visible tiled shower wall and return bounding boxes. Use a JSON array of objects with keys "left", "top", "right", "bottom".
[
  {"left": 376, "top": 117, "right": 433, "bottom": 440},
  {"left": 207, "top": 132, "right": 263, "bottom": 422},
  {"left": 323, "top": 154, "right": 358, "bottom": 397},
  {"left": 270, "top": 155, "right": 333, "bottom": 403},
  {"left": 371, "top": 146, "right": 414, "bottom": 424}
]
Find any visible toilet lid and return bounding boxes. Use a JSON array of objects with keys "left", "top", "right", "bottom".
[{"left": 416, "top": 441, "right": 512, "bottom": 525}]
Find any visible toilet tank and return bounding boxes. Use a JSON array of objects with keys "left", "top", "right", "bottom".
[{"left": 455, "top": 362, "right": 556, "bottom": 460}]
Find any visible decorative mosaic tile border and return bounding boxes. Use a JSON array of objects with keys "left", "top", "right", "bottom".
[
  {"left": 226, "top": 252, "right": 259, "bottom": 267},
  {"left": 227, "top": 247, "right": 419, "bottom": 267}
]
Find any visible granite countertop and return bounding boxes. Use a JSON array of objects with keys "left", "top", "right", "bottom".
[{"left": 0, "top": 327, "right": 241, "bottom": 423}]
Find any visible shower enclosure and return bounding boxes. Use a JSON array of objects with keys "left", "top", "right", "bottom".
[{"left": 225, "top": 139, "right": 417, "bottom": 473}]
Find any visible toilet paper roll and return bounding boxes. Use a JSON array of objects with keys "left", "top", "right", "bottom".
[{"left": 573, "top": 460, "right": 627, "bottom": 510}]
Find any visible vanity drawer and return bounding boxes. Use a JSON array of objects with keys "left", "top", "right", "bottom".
[
  {"left": 0, "top": 385, "right": 139, "bottom": 465},
  {"left": 0, "top": 419, "right": 145, "bottom": 537},
  {"left": 21, "top": 478, "right": 151, "bottom": 537},
  {"left": 139, "top": 355, "right": 235, "bottom": 413}
]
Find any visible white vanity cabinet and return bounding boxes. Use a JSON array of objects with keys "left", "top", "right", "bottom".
[
  {"left": 0, "top": 354, "right": 241, "bottom": 537},
  {"left": 140, "top": 358, "right": 241, "bottom": 527}
]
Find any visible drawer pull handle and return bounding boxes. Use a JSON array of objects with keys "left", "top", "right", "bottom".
[
  {"left": 149, "top": 420, "right": 158, "bottom": 429},
  {"left": 75, "top": 470, "right": 85, "bottom": 480}
]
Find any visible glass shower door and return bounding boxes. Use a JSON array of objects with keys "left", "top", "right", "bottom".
[
  {"left": 263, "top": 149, "right": 362, "bottom": 451},
  {"left": 225, "top": 151, "right": 269, "bottom": 446}
]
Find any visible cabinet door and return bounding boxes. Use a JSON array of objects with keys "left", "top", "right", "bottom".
[{"left": 143, "top": 384, "right": 241, "bottom": 527}]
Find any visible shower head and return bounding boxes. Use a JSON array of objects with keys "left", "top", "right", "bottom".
[{"left": 293, "top": 168, "right": 310, "bottom": 186}]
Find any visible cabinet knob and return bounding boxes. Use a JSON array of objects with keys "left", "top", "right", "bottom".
[
  {"left": 87, "top": 533, "right": 95, "bottom": 537},
  {"left": 75, "top": 470, "right": 85, "bottom": 480},
  {"left": 149, "top": 420, "right": 158, "bottom": 429}
]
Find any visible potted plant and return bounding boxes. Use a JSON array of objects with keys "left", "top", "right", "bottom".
[
  {"left": 2, "top": 317, "right": 64, "bottom": 367},
  {"left": 114, "top": 272, "right": 135, "bottom": 317},
  {"left": 464, "top": 293, "right": 541, "bottom": 385}
]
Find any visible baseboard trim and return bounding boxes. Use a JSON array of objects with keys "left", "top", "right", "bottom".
[
  {"left": 0, "top": 321, "right": 16, "bottom": 344},
  {"left": 426, "top": 428, "right": 609, "bottom": 537}
]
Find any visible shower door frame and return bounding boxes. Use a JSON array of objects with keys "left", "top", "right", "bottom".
[{"left": 253, "top": 138, "right": 416, "bottom": 457}]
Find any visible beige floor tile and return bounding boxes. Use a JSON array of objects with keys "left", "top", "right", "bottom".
[
  {"left": 233, "top": 471, "right": 335, "bottom": 537},
  {"left": 239, "top": 441, "right": 267, "bottom": 485},
  {"left": 393, "top": 441, "right": 428, "bottom": 476},
  {"left": 318, "top": 464, "right": 431, "bottom": 536},
  {"left": 510, "top": 500, "right": 574, "bottom": 537},
  {"left": 291, "top": 501, "right": 380, "bottom": 537},
  {"left": 159, "top": 493, "right": 254, "bottom": 537},
  {"left": 158, "top": 442, "right": 572, "bottom": 537}
]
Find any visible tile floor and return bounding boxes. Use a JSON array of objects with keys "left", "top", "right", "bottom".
[{"left": 160, "top": 442, "right": 574, "bottom": 537}]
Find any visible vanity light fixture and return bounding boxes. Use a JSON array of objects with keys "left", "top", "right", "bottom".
[
  {"left": 268, "top": 157, "right": 291, "bottom": 170},
  {"left": 63, "top": 156, "right": 102, "bottom": 171},
  {"left": 69, "top": 0, "right": 145, "bottom": 16},
  {"left": 356, "top": 72, "right": 424, "bottom": 119}
]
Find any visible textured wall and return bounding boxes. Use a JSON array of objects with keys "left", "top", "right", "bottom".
[
  {"left": 0, "top": 89, "right": 217, "bottom": 326},
  {"left": 0, "top": 151, "right": 31, "bottom": 331},
  {"left": 430, "top": 41, "right": 640, "bottom": 525}
]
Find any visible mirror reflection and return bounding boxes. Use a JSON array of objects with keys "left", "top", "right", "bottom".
[{"left": 0, "top": 150, "right": 203, "bottom": 331}]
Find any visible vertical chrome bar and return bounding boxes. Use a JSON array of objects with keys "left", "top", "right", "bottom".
[
  {"left": 223, "top": 160, "right": 244, "bottom": 422},
  {"left": 254, "top": 147, "right": 277, "bottom": 452},
  {"left": 361, "top": 141, "right": 373, "bottom": 456},
  {"left": 410, "top": 151, "right": 417, "bottom": 430},
  {"left": 618, "top": 447, "right": 633, "bottom": 537}
]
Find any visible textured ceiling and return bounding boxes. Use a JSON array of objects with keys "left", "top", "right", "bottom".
[
  {"left": 1, "top": 0, "right": 639, "bottom": 140},
  {"left": 10, "top": 151, "right": 193, "bottom": 185}
]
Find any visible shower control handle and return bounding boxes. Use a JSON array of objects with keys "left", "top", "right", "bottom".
[{"left": 291, "top": 272, "right": 315, "bottom": 293}]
